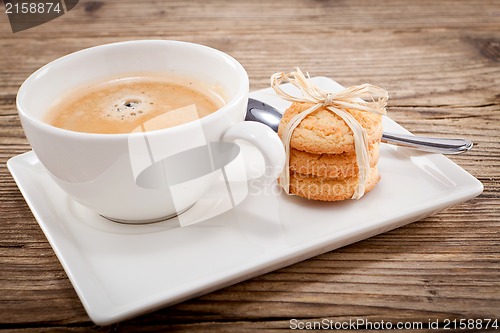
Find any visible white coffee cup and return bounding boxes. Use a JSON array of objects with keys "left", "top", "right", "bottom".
[{"left": 17, "top": 40, "right": 285, "bottom": 223}]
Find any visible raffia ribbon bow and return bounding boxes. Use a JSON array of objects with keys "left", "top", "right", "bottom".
[{"left": 271, "top": 68, "right": 388, "bottom": 199}]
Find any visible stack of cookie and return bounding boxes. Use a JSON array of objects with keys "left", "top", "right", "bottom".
[{"left": 278, "top": 102, "right": 382, "bottom": 201}]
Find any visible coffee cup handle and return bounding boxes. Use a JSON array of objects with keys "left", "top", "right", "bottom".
[{"left": 222, "top": 121, "right": 285, "bottom": 180}]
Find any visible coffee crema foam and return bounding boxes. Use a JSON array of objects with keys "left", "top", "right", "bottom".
[{"left": 44, "top": 74, "right": 225, "bottom": 134}]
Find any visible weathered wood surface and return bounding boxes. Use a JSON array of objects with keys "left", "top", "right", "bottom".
[{"left": 1, "top": 0, "right": 499, "bottom": 331}]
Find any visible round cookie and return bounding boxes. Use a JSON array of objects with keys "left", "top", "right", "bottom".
[
  {"left": 287, "top": 166, "right": 380, "bottom": 201},
  {"left": 289, "top": 143, "right": 380, "bottom": 178},
  {"left": 278, "top": 102, "right": 383, "bottom": 154}
]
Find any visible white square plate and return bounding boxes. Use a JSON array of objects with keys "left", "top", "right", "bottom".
[{"left": 7, "top": 77, "right": 483, "bottom": 325}]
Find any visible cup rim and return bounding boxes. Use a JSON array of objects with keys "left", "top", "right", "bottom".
[{"left": 16, "top": 39, "right": 249, "bottom": 139}]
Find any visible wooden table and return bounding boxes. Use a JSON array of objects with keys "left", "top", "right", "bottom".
[{"left": 1, "top": 0, "right": 499, "bottom": 331}]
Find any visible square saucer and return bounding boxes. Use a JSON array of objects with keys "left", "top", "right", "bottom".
[{"left": 7, "top": 77, "right": 483, "bottom": 325}]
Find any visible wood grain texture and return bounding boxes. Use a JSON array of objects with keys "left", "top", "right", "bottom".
[{"left": 1, "top": 0, "right": 499, "bottom": 331}]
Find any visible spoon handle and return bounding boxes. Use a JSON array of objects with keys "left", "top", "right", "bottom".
[{"left": 381, "top": 132, "right": 473, "bottom": 154}]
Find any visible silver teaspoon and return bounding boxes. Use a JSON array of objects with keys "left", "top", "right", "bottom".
[{"left": 246, "top": 98, "right": 472, "bottom": 154}]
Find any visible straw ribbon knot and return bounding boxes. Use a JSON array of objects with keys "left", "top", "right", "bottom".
[
  {"left": 271, "top": 68, "right": 388, "bottom": 199},
  {"left": 324, "top": 92, "right": 334, "bottom": 106}
]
